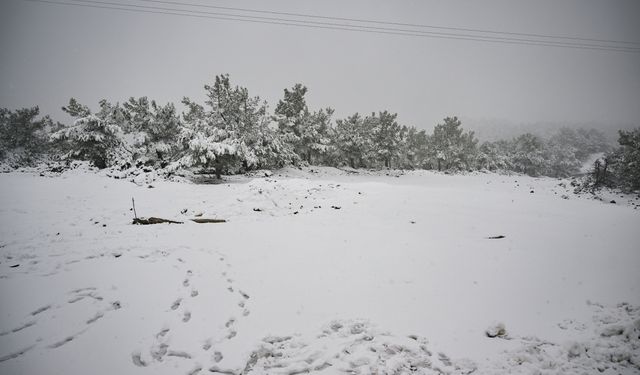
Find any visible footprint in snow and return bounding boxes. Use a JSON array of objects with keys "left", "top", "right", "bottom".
[
  {"left": 183, "top": 311, "right": 191, "bottom": 322},
  {"left": 86, "top": 312, "right": 104, "bottom": 324},
  {"left": 31, "top": 305, "right": 52, "bottom": 316},
  {"left": 213, "top": 351, "right": 223, "bottom": 363},
  {"left": 0, "top": 321, "right": 36, "bottom": 337},
  {"left": 167, "top": 350, "right": 191, "bottom": 359},
  {"left": 187, "top": 365, "right": 203, "bottom": 375},
  {"left": 156, "top": 327, "right": 170, "bottom": 339},
  {"left": 131, "top": 351, "right": 148, "bottom": 367},
  {"left": 48, "top": 328, "right": 88, "bottom": 349},
  {"left": 202, "top": 340, "right": 212, "bottom": 351},
  {"left": 0, "top": 345, "right": 36, "bottom": 363},
  {"left": 171, "top": 298, "right": 182, "bottom": 310}
]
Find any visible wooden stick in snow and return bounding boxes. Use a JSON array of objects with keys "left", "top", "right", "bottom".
[{"left": 132, "top": 197, "right": 138, "bottom": 219}]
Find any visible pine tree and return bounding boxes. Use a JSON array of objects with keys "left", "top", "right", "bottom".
[
  {"left": 53, "top": 98, "right": 128, "bottom": 168},
  {"left": 333, "top": 113, "right": 372, "bottom": 168},
  {"left": 0, "top": 107, "right": 51, "bottom": 161},
  {"left": 429, "top": 117, "right": 477, "bottom": 171},
  {"left": 369, "top": 111, "right": 401, "bottom": 168},
  {"left": 511, "top": 133, "right": 546, "bottom": 176},
  {"left": 607, "top": 128, "right": 640, "bottom": 191},
  {"left": 123, "top": 97, "right": 182, "bottom": 167},
  {"left": 179, "top": 74, "right": 282, "bottom": 177}
]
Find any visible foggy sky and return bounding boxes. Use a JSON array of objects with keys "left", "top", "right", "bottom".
[{"left": 1, "top": 0, "right": 639, "bottom": 132}]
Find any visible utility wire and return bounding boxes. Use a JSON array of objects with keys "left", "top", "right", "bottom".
[
  {"left": 133, "top": 0, "right": 640, "bottom": 47},
  {"left": 64, "top": 0, "right": 640, "bottom": 51},
  {"left": 22, "top": 0, "right": 640, "bottom": 53}
]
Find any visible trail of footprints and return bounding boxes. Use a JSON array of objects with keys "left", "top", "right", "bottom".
[
  {"left": 0, "top": 287, "right": 121, "bottom": 363},
  {"left": 132, "top": 253, "right": 252, "bottom": 374}
]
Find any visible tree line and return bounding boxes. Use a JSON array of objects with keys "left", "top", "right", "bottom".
[{"left": 1, "top": 74, "right": 637, "bottom": 190}]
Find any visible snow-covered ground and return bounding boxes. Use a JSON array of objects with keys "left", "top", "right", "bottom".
[{"left": 1, "top": 167, "right": 639, "bottom": 374}]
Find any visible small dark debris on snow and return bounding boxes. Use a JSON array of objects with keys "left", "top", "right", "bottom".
[
  {"left": 180, "top": 208, "right": 188, "bottom": 214},
  {"left": 530, "top": 190, "right": 535, "bottom": 193},
  {"left": 486, "top": 235, "right": 505, "bottom": 239},
  {"left": 9, "top": 264, "right": 19, "bottom": 268},
  {"left": 147, "top": 185, "right": 154, "bottom": 189},
  {"left": 610, "top": 200, "right": 616, "bottom": 204},
  {"left": 293, "top": 211, "right": 299, "bottom": 215},
  {"left": 102, "top": 224, "right": 107, "bottom": 227},
  {"left": 253, "top": 208, "right": 262, "bottom": 212},
  {"left": 410, "top": 221, "right": 416, "bottom": 224},
  {"left": 331, "top": 206, "right": 341, "bottom": 210}
]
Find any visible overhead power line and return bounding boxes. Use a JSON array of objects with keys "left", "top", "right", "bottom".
[
  {"left": 134, "top": 0, "right": 640, "bottom": 47},
  {"left": 57, "top": 0, "right": 640, "bottom": 52},
  {"left": 22, "top": 0, "right": 640, "bottom": 53}
]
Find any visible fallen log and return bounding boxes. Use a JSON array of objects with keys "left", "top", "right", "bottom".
[
  {"left": 190, "top": 218, "right": 226, "bottom": 224},
  {"left": 133, "top": 217, "right": 184, "bottom": 225}
]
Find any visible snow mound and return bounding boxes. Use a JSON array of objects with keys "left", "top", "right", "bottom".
[
  {"left": 240, "top": 320, "right": 475, "bottom": 375},
  {"left": 486, "top": 302, "right": 640, "bottom": 374}
]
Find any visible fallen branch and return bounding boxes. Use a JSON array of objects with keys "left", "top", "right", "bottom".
[
  {"left": 133, "top": 217, "right": 184, "bottom": 225},
  {"left": 190, "top": 218, "right": 226, "bottom": 224}
]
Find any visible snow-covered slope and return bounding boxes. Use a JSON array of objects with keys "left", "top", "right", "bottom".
[{"left": 1, "top": 169, "right": 638, "bottom": 374}]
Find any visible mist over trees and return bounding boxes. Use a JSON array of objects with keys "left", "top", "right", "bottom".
[{"left": 1, "top": 74, "right": 633, "bottom": 188}]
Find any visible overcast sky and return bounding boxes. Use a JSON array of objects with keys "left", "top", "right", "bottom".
[{"left": 1, "top": 0, "right": 639, "bottom": 132}]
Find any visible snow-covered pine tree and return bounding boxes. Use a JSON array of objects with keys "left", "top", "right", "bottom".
[
  {"left": 606, "top": 128, "right": 640, "bottom": 191},
  {"left": 178, "top": 95, "right": 237, "bottom": 178},
  {"left": 511, "top": 133, "right": 546, "bottom": 176},
  {"left": 333, "top": 113, "right": 372, "bottom": 168},
  {"left": 544, "top": 138, "right": 581, "bottom": 177},
  {"left": 299, "top": 107, "right": 334, "bottom": 165},
  {"left": 399, "top": 126, "right": 430, "bottom": 169},
  {"left": 179, "top": 74, "right": 282, "bottom": 177},
  {"left": 476, "top": 140, "right": 513, "bottom": 172},
  {"left": 52, "top": 98, "right": 129, "bottom": 169},
  {"left": 274, "top": 84, "right": 334, "bottom": 165},
  {"left": 123, "top": 97, "right": 182, "bottom": 167},
  {"left": 429, "top": 117, "right": 477, "bottom": 171},
  {"left": 274, "top": 84, "right": 307, "bottom": 165},
  {"left": 0, "top": 107, "right": 51, "bottom": 162},
  {"left": 369, "top": 111, "right": 401, "bottom": 168}
]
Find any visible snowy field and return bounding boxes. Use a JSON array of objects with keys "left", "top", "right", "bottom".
[{"left": 1, "top": 167, "right": 639, "bottom": 374}]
